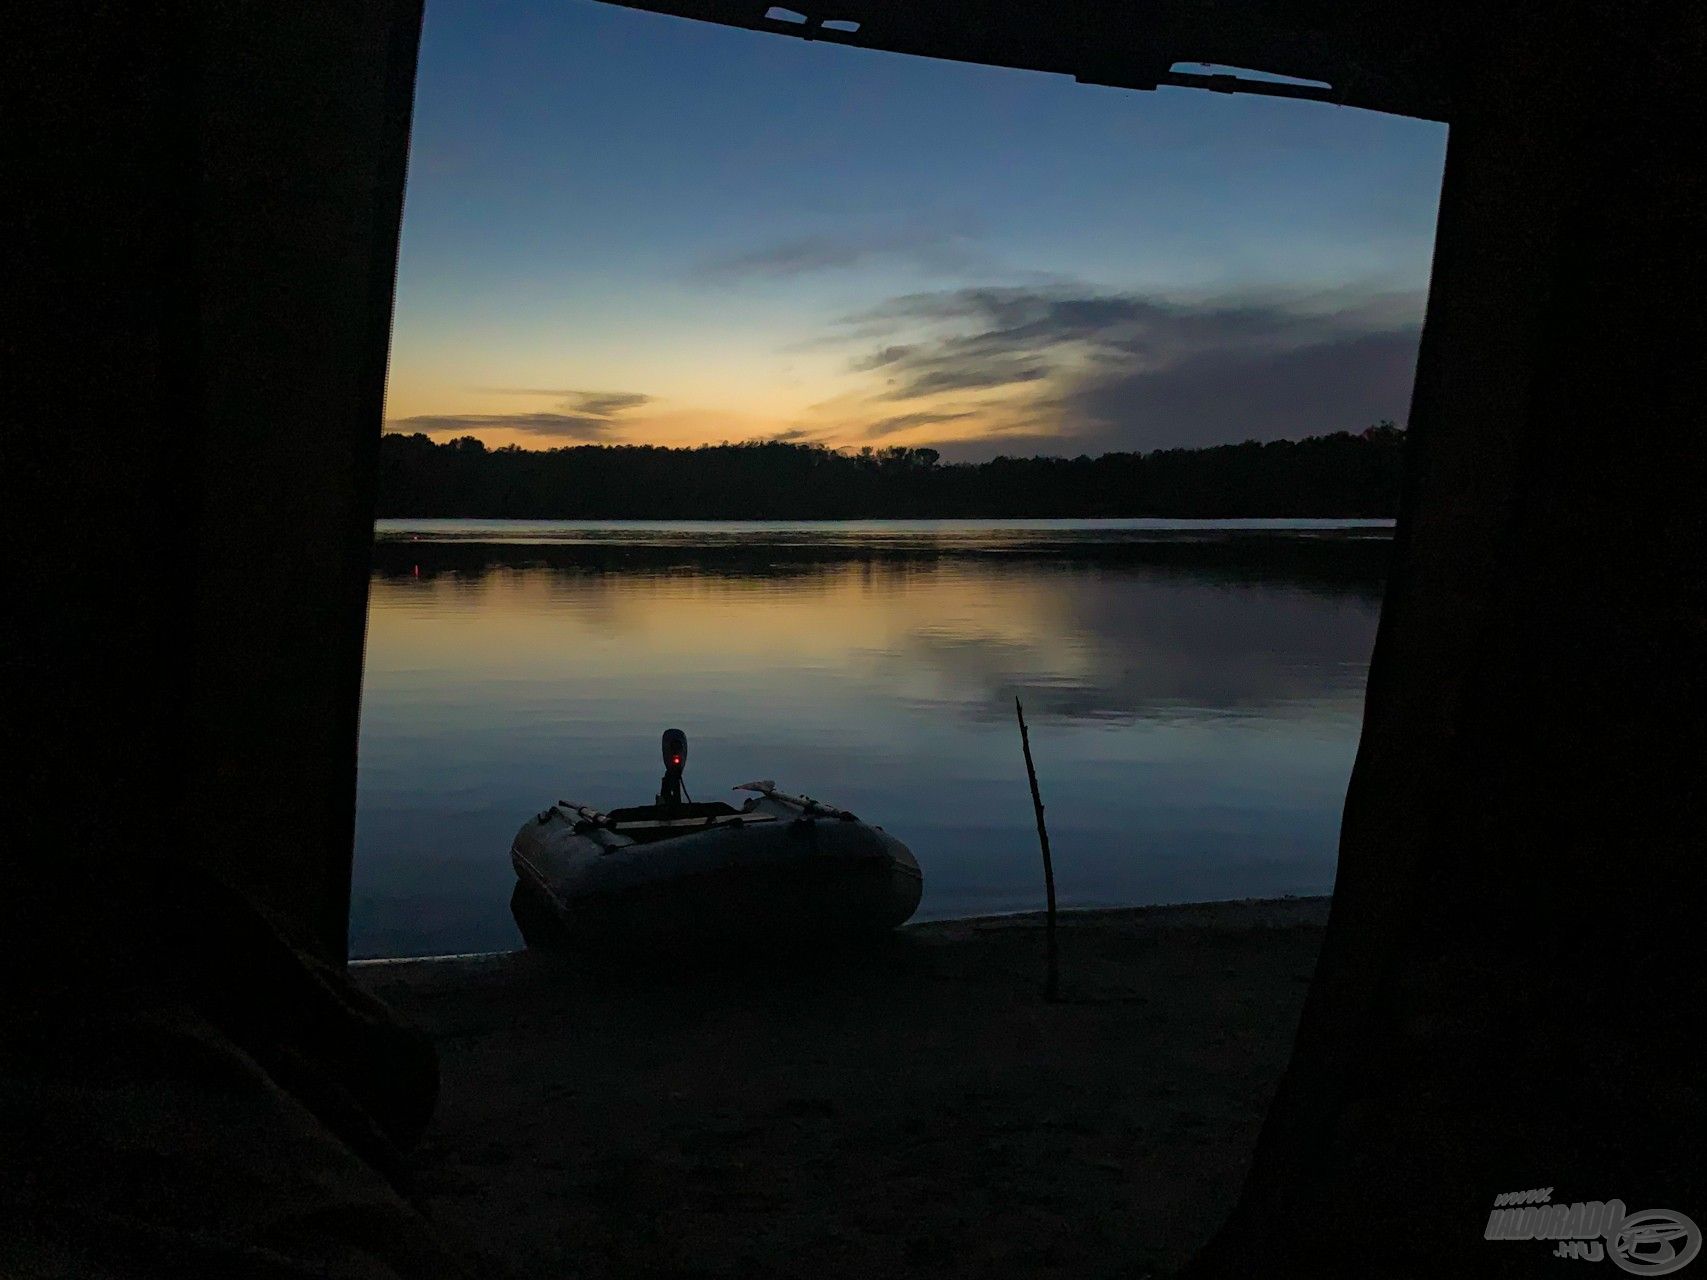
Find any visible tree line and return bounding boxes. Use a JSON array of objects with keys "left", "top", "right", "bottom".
[{"left": 375, "top": 423, "right": 1405, "bottom": 519}]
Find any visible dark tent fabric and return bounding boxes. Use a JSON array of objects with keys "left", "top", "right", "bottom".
[{"left": 1, "top": 860, "right": 460, "bottom": 1279}]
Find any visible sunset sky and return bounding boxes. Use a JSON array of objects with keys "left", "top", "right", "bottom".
[{"left": 384, "top": 0, "right": 1448, "bottom": 461}]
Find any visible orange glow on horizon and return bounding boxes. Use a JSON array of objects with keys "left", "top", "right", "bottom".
[{"left": 381, "top": 338, "right": 1066, "bottom": 455}]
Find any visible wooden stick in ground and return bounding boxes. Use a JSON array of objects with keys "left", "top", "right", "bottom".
[{"left": 1015, "top": 696, "right": 1060, "bottom": 1002}]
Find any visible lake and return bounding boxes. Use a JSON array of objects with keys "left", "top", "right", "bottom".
[{"left": 352, "top": 519, "right": 1389, "bottom": 958}]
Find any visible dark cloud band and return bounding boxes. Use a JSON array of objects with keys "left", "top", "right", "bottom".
[
  {"left": 387, "top": 412, "right": 619, "bottom": 441},
  {"left": 394, "top": 387, "right": 657, "bottom": 441},
  {"left": 840, "top": 284, "right": 1423, "bottom": 452}
]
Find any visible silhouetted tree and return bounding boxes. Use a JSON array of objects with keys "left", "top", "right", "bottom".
[{"left": 374, "top": 426, "right": 1405, "bottom": 519}]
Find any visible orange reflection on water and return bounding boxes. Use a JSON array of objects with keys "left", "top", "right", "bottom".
[{"left": 366, "top": 560, "right": 1099, "bottom": 694}]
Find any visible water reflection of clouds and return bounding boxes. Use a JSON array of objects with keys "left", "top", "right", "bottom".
[
  {"left": 368, "top": 552, "right": 1381, "bottom": 727},
  {"left": 862, "top": 567, "right": 1380, "bottom": 725}
]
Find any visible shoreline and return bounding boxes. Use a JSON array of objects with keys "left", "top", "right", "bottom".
[
  {"left": 373, "top": 517, "right": 1396, "bottom": 530},
  {"left": 350, "top": 896, "right": 1333, "bottom": 968},
  {"left": 359, "top": 895, "right": 1329, "bottom": 1278}
]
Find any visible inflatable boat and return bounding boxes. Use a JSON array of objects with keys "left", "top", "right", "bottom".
[{"left": 508, "top": 731, "right": 923, "bottom": 952}]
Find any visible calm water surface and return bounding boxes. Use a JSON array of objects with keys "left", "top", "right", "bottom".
[{"left": 353, "top": 519, "right": 1388, "bottom": 958}]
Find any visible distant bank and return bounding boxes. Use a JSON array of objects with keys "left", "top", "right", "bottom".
[{"left": 377, "top": 424, "right": 1404, "bottom": 521}]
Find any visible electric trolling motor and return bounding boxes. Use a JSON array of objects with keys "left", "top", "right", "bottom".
[{"left": 657, "top": 728, "right": 687, "bottom": 807}]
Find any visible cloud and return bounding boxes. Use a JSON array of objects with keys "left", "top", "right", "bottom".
[
  {"left": 831, "top": 284, "right": 1423, "bottom": 454},
  {"left": 689, "top": 226, "right": 996, "bottom": 283},
  {"left": 1068, "top": 327, "right": 1420, "bottom": 451},
  {"left": 393, "top": 387, "right": 658, "bottom": 442},
  {"left": 387, "top": 412, "right": 621, "bottom": 441},
  {"left": 862, "top": 411, "right": 976, "bottom": 439},
  {"left": 478, "top": 387, "right": 655, "bottom": 417},
  {"left": 564, "top": 390, "right": 652, "bottom": 417},
  {"left": 850, "top": 345, "right": 916, "bottom": 372},
  {"left": 880, "top": 357, "right": 1050, "bottom": 401}
]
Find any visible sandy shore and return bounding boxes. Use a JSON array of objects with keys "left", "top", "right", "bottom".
[{"left": 355, "top": 897, "right": 1329, "bottom": 1279}]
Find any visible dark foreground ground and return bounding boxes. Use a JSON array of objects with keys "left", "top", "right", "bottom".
[{"left": 355, "top": 897, "right": 1330, "bottom": 1279}]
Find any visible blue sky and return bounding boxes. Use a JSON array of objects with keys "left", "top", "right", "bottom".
[{"left": 384, "top": 0, "right": 1448, "bottom": 458}]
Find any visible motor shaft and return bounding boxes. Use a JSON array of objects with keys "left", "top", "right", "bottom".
[{"left": 658, "top": 728, "right": 687, "bottom": 807}]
